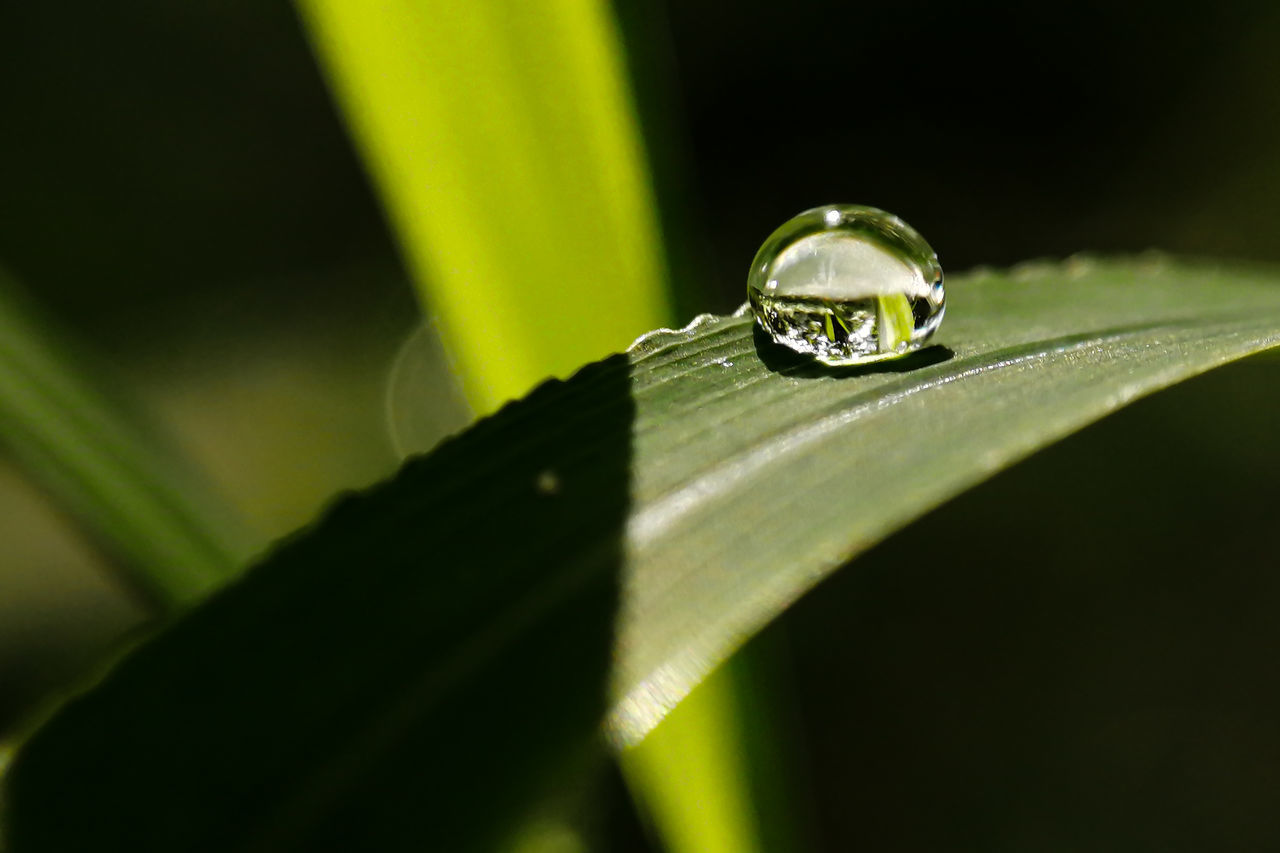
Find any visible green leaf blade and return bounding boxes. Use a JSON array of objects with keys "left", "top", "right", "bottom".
[
  {"left": 611, "top": 256, "right": 1280, "bottom": 738},
  {"left": 5, "top": 257, "right": 1280, "bottom": 848},
  {"left": 295, "top": 0, "right": 670, "bottom": 409}
]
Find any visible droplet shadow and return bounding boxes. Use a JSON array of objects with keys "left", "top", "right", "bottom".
[{"left": 752, "top": 323, "right": 954, "bottom": 378}]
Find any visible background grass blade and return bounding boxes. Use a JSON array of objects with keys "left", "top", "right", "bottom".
[
  {"left": 0, "top": 273, "right": 250, "bottom": 608},
  {"left": 4, "top": 257, "right": 1280, "bottom": 850},
  {"left": 621, "top": 665, "right": 763, "bottom": 853},
  {"left": 294, "top": 0, "right": 670, "bottom": 411},
  {"left": 292, "top": 4, "right": 756, "bottom": 848}
]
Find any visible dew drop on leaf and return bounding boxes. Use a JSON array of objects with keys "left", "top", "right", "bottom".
[{"left": 747, "top": 204, "right": 945, "bottom": 366}]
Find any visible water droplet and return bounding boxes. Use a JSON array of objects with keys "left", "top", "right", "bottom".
[{"left": 747, "top": 204, "right": 945, "bottom": 366}]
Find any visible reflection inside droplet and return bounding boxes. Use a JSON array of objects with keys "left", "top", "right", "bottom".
[{"left": 747, "top": 205, "right": 945, "bottom": 366}]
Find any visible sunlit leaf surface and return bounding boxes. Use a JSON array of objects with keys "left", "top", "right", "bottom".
[{"left": 5, "top": 257, "right": 1280, "bottom": 849}]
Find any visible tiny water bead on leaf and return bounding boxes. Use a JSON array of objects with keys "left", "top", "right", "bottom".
[{"left": 747, "top": 205, "right": 945, "bottom": 366}]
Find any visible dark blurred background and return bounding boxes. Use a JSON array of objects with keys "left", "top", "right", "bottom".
[
  {"left": 2, "top": 1, "right": 1280, "bottom": 849},
  {"left": 645, "top": 0, "right": 1280, "bottom": 305}
]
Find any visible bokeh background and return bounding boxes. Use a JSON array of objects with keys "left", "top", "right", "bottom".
[{"left": 3, "top": 1, "right": 1280, "bottom": 849}]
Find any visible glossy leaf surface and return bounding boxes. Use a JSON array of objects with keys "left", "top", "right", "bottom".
[{"left": 5, "top": 258, "right": 1280, "bottom": 849}]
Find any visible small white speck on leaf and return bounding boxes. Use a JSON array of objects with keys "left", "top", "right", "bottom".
[{"left": 536, "top": 470, "right": 560, "bottom": 495}]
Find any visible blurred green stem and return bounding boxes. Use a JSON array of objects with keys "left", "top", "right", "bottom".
[
  {"left": 0, "top": 272, "right": 250, "bottom": 608},
  {"left": 295, "top": 0, "right": 669, "bottom": 410},
  {"left": 295, "top": 2, "right": 770, "bottom": 848},
  {"left": 623, "top": 662, "right": 763, "bottom": 853}
]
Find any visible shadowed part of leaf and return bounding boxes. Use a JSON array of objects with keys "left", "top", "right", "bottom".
[{"left": 1, "top": 356, "right": 635, "bottom": 852}]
